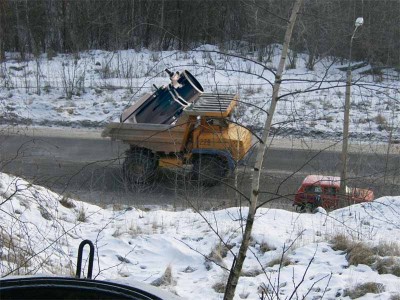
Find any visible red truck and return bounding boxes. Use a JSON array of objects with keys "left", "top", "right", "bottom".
[{"left": 293, "top": 175, "right": 374, "bottom": 211}]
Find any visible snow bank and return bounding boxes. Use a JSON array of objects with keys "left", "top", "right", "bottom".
[{"left": 1, "top": 172, "right": 399, "bottom": 299}]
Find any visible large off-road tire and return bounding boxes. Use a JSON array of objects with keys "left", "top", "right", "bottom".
[
  {"left": 122, "top": 148, "right": 157, "bottom": 185},
  {"left": 191, "top": 155, "right": 229, "bottom": 187}
]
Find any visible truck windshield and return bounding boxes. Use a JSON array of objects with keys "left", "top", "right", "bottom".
[{"left": 304, "top": 185, "right": 322, "bottom": 193}]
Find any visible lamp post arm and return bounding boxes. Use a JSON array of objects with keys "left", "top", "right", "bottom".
[{"left": 347, "top": 26, "right": 360, "bottom": 72}]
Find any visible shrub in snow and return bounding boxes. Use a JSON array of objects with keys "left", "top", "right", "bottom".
[
  {"left": 151, "top": 264, "right": 175, "bottom": 287},
  {"left": 331, "top": 234, "right": 374, "bottom": 266},
  {"left": 266, "top": 255, "right": 292, "bottom": 269},
  {"left": 344, "top": 282, "right": 385, "bottom": 299},
  {"left": 204, "top": 243, "right": 229, "bottom": 271},
  {"left": 374, "top": 257, "right": 400, "bottom": 277},
  {"left": 258, "top": 241, "right": 276, "bottom": 254}
]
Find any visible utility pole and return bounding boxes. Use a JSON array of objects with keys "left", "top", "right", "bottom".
[{"left": 339, "top": 17, "right": 364, "bottom": 207}]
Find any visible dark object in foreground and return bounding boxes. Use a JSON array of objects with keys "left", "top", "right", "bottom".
[
  {"left": 0, "top": 276, "right": 171, "bottom": 300},
  {"left": 0, "top": 240, "right": 180, "bottom": 300}
]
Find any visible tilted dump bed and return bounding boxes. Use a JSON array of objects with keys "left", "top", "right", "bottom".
[{"left": 101, "top": 93, "right": 237, "bottom": 153}]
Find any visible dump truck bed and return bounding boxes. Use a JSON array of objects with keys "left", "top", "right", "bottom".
[
  {"left": 101, "top": 121, "right": 187, "bottom": 153},
  {"left": 102, "top": 93, "right": 237, "bottom": 153}
]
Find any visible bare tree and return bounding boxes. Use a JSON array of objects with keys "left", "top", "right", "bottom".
[
  {"left": 223, "top": 1, "right": 304, "bottom": 299},
  {"left": 0, "top": 0, "right": 8, "bottom": 61}
]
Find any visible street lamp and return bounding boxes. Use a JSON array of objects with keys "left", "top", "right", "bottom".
[{"left": 339, "top": 17, "right": 364, "bottom": 207}]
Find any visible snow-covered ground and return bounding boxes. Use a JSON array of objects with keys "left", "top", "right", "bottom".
[
  {"left": 1, "top": 45, "right": 399, "bottom": 142},
  {"left": 1, "top": 46, "right": 399, "bottom": 299},
  {"left": 0, "top": 172, "right": 399, "bottom": 299}
]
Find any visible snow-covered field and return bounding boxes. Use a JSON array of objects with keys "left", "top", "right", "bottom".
[
  {"left": 1, "top": 45, "right": 399, "bottom": 142},
  {"left": 1, "top": 46, "right": 399, "bottom": 299},
  {"left": 0, "top": 172, "right": 399, "bottom": 299}
]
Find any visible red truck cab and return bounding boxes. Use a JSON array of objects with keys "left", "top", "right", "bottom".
[{"left": 294, "top": 175, "right": 374, "bottom": 210}]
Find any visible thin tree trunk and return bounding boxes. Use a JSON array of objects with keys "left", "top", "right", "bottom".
[
  {"left": 24, "top": 0, "right": 33, "bottom": 54},
  {"left": 223, "top": 1, "right": 304, "bottom": 299},
  {"left": 62, "top": 0, "right": 68, "bottom": 52},
  {"left": 14, "top": 1, "right": 24, "bottom": 59},
  {"left": 158, "top": 0, "right": 165, "bottom": 50},
  {"left": 0, "top": 0, "right": 6, "bottom": 61},
  {"left": 384, "top": 116, "right": 394, "bottom": 185}
]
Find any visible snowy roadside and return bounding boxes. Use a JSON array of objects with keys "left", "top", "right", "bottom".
[
  {"left": 1, "top": 172, "right": 399, "bottom": 299},
  {"left": 1, "top": 46, "right": 399, "bottom": 145}
]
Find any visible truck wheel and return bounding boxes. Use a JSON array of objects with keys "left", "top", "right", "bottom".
[
  {"left": 294, "top": 205, "right": 305, "bottom": 213},
  {"left": 123, "top": 148, "right": 157, "bottom": 184},
  {"left": 192, "top": 155, "right": 229, "bottom": 186}
]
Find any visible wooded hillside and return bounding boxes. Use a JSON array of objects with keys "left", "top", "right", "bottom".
[{"left": 0, "top": 0, "right": 399, "bottom": 67}]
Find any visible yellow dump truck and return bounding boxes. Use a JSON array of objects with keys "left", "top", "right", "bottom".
[{"left": 102, "top": 70, "right": 252, "bottom": 186}]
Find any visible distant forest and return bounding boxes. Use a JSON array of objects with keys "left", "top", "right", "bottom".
[{"left": 0, "top": 0, "right": 399, "bottom": 67}]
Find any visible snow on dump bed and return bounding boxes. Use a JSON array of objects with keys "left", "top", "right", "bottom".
[{"left": 1, "top": 172, "right": 399, "bottom": 299}]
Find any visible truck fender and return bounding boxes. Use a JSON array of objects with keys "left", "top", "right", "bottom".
[{"left": 191, "top": 149, "right": 236, "bottom": 172}]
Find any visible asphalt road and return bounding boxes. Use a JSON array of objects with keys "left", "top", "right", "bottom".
[{"left": 1, "top": 129, "right": 399, "bottom": 210}]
